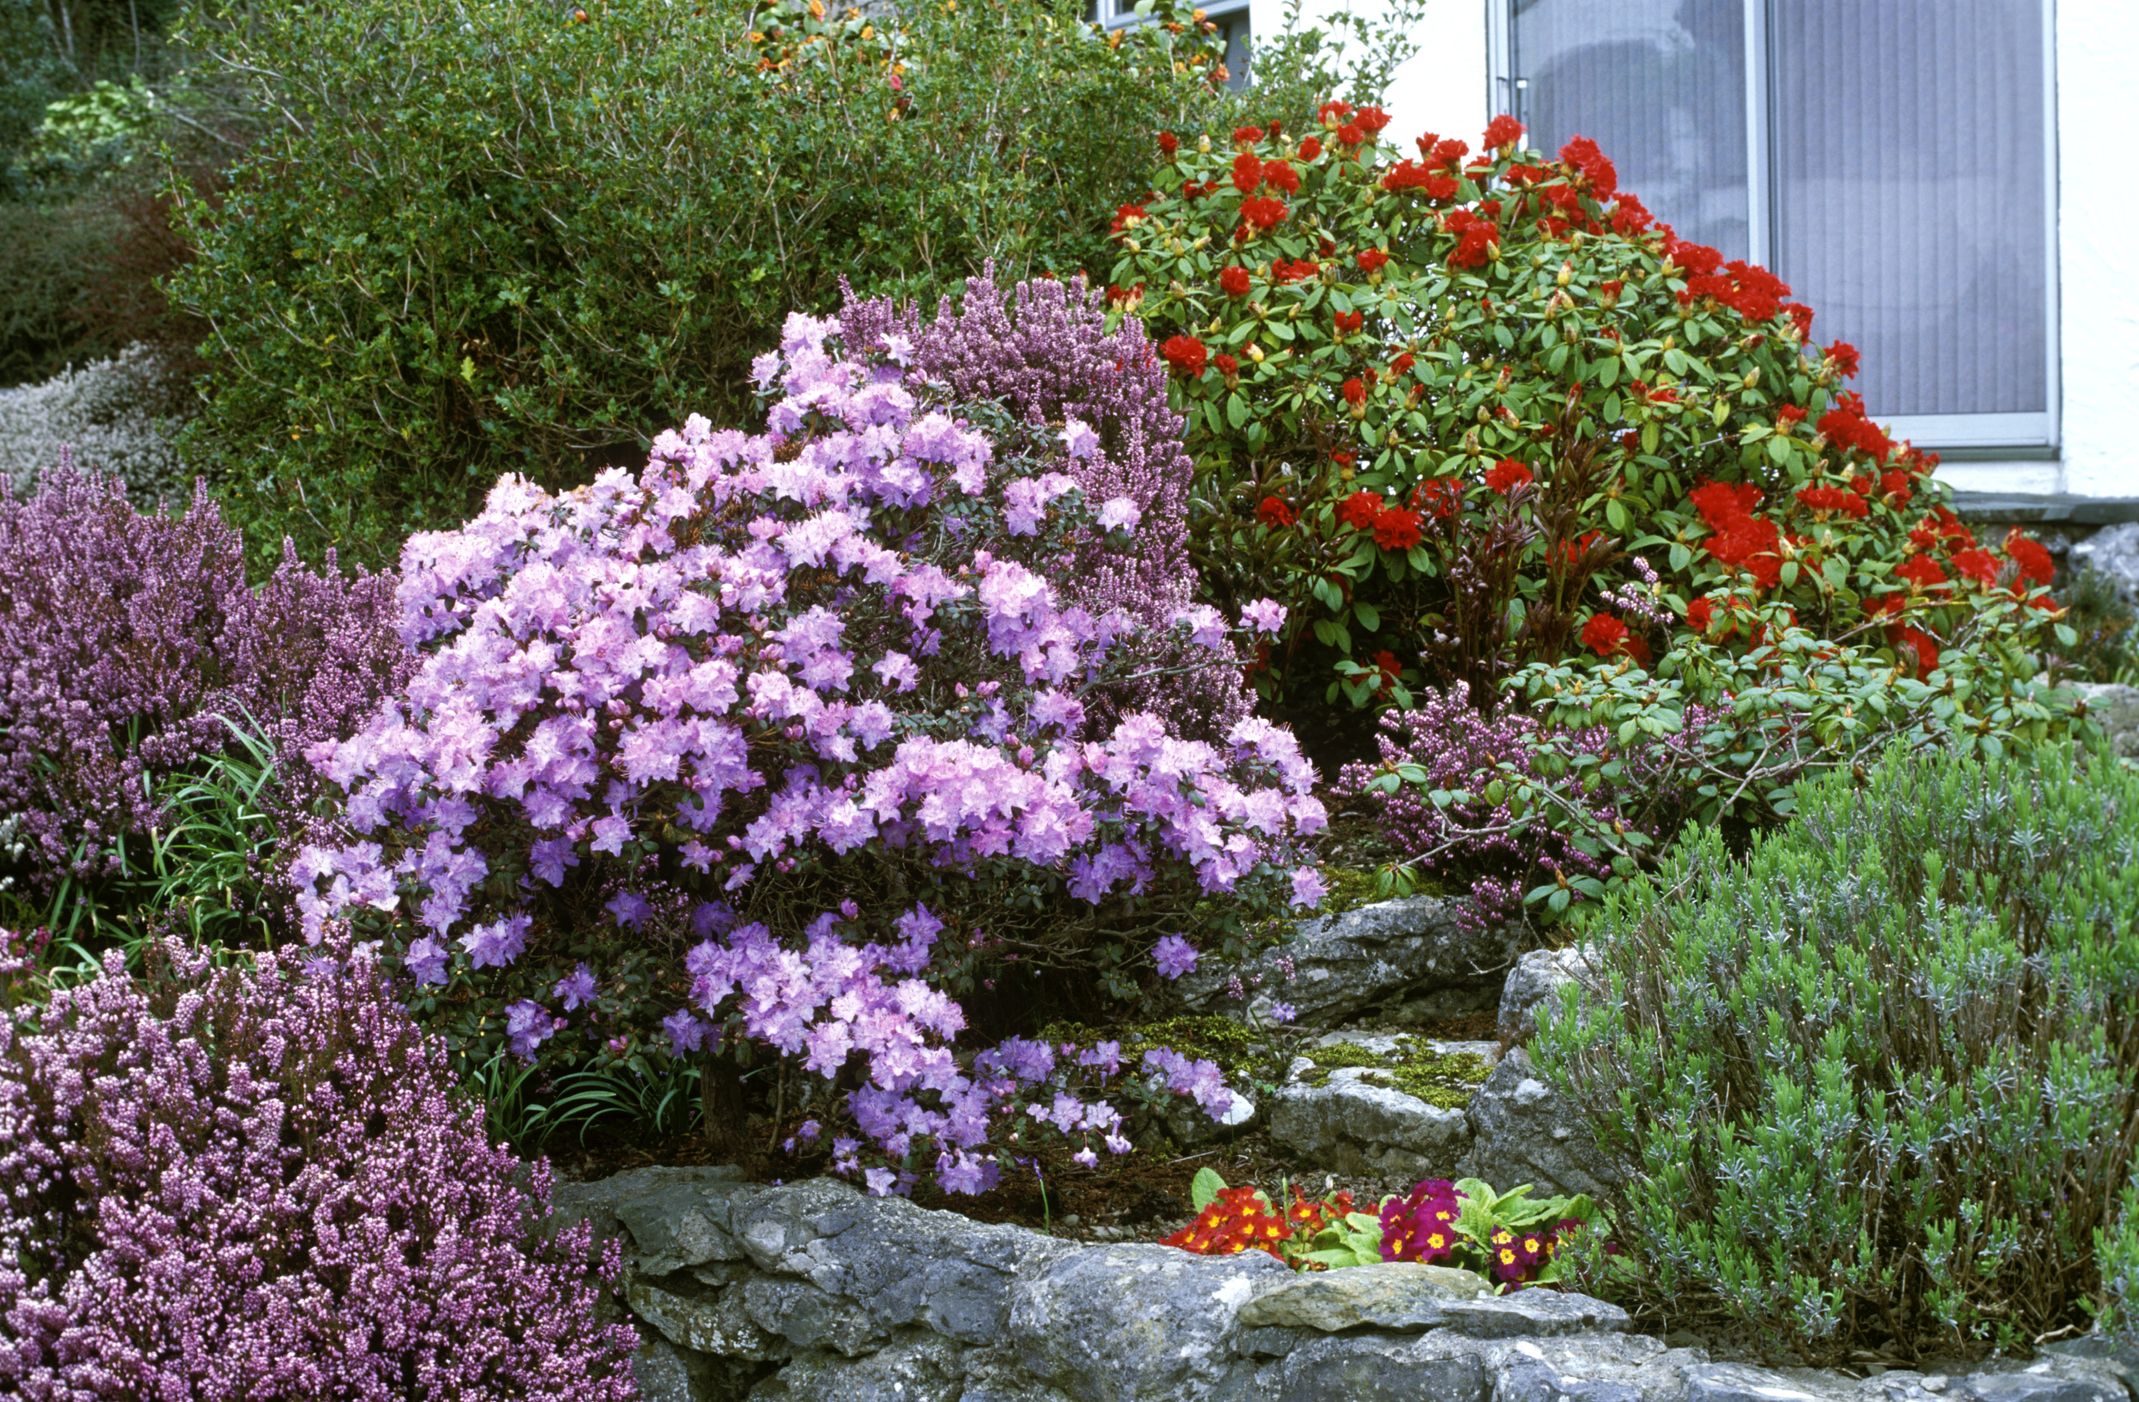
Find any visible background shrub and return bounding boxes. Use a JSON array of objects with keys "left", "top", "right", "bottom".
[
  {"left": 0, "top": 346, "right": 186, "bottom": 499},
  {"left": 0, "top": 941, "right": 640, "bottom": 1398},
  {"left": 1109, "top": 112, "right": 2063, "bottom": 728},
  {"left": 1538, "top": 745, "right": 2139, "bottom": 1362},
  {"left": 166, "top": 0, "right": 1393, "bottom": 570}
]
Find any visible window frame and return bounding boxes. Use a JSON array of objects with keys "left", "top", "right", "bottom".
[{"left": 1488, "top": 0, "right": 2061, "bottom": 458}]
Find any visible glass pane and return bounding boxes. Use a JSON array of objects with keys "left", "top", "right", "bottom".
[
  {"left": 1511, "top": 0, "right": 1751, "bottom": 258},
  {"left": 1771, "top": 1, "right": 2047, "bottom": 417}
]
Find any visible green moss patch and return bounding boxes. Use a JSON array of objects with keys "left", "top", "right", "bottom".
[{"left": 1294, "top": 1036, "right": 1491, "bottom": 1111}]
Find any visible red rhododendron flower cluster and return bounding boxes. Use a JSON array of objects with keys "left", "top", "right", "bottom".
[
  {"left": 1818, "top": 391, "right": 1894, "bottom": 463},
  {"left": 1160, "top": 333, "right": 1208, "bottom": 377},
  {"left": 1238, "top": 195, "right": 1288, "bottom": 233},
  {"left": 1486, "top": 457, "right": 1534, "bottom": 494},
  {"left": 1691, "top": 481, "right": 1783, "bottom": 590},
  {"left": 1443, "top": 208, "right": 1500, "bottom": 268},
  {"left": 1796, "top": 484, "right": 1870, "bottom": 520}
]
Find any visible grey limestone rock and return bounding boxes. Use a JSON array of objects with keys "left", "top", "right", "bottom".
[
  {"left": 1235, "top": 1262, "right": 1491, "bottom": 1331},
  {"left": 1180, "top": 894, "right": 1521, "bottom": 1026},
  {"left": 1460, "top": 1046, "right": 1621, "bottom": 1198},
  {"left": 1499, "top": 945, "right": 1601, "bottom": 1042},
  {"left": 1007, "top": 1242, "right": 1289, "bottom": 1402},
  {"left": 2070, "top": 521, "right": 2139, "bottom": 607}
]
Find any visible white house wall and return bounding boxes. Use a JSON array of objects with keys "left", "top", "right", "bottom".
[{"left": 1253, "top": 0, "right": 2139, "bottom": 499}]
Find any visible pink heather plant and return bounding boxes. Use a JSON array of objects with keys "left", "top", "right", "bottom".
[
  {"left": 1339, "top": 683, "right": 1702, "bottom": 929},
  {"left": 0, "top": 942, "right": 639, "bottom": 1398},
  {"left": 0, "top": 464, "right": 408, "bottom": 880},
  {"left": 296, "top": 281, "right": 1322, "bottom": 1193}
]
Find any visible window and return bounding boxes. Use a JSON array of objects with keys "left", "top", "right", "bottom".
[
  {"left": 1091, "top": 0, "right": 1251, "bottom": 90},
  {"left": 1493, "top": 0, "right": 2057, "bottom": 454}
]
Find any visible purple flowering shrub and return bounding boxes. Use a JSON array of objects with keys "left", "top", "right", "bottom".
[
  {"left": 0, "top": 942, "right": 640, "bottom": 1398},
  {"left": 0, "top": 465, "right": 408, "bottom": 881},
  {"left": 296, "top": 281, "right": 1325, "bottom": 1194}
]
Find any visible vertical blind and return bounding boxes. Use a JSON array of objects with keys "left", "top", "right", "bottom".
[
  {"left": 1511, "top": 0, "right": 1751, "bottom": 259},
  {"left": 1770, "top": 0, "right": 2047, "bottom": 416},
  {"left": 1509, "top": 0, "right": 2051, "bottom": 439}
]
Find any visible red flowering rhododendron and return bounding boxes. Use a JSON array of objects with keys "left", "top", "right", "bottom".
[
  {"left": 1338, "top": 489, "right": 1386, "bottom": 530},
  {"left": 1219, "top": 264, "right": 1252, "bottom": 297},
  {"left": 1257, "top": 495, "right": 1297, "bottom": 528},
  {"left": 1160, "top": 333, "right": 1208, "bottom": 377},
  {"left": 1238, "top": 195, "right": 1287, "bottom": 232},
  {"left": 1372, "top": 505, "right": 1423, "bottom": 551},
  {"left": 1108, "top": 109, "right": 2065, "bottom": 708},
  {"left": 1486, "top": 458, "right": 1533, "bottom": 494}
]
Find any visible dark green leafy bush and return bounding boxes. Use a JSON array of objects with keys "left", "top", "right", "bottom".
[
  {"left": 1538, "top": 744, "right": 2139, "bottom": 1362},
  {"left": 168, "top": 0, "right": 1388, "bottom": 569}
]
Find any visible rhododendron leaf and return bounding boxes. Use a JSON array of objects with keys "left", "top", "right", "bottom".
[{"left": 1354, "top": 601, "right": 1381, "bottom": 633}]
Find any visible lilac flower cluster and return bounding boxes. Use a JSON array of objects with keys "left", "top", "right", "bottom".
[
  {"left": 0, "top": 466, "right": 407, "bottom": 879},
  {"left": 1339, "top": 683, "right": 1684, "bottom": 929},
  {"left": 838, "top": 272, "right": 1250, "bottom": 735},
  {"left": 0, "top": 943, "right": 639, "bottom": 1397},
  {"left": 296, "top": 283, "right": 1320, "bottom": 1191}
]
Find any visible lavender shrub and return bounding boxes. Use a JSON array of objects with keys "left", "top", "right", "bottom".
[
  {"left": 0, "top": 942, "right": 639, "bottom": 1398},
  {"left": 297, "top": 282, "right": 1324, "bottom": 1194},
  {"left": 0, "top": 465, "right": 407, "bottom": 880}
]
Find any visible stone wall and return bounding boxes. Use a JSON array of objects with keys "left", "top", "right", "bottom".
[{"left": 551, "top": 1168, "right": 2136, "bottom": 1402}]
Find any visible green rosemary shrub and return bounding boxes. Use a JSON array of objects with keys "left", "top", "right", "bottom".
[{"left": 1538, "top": 743, "right": 2139, "bottom": 1362}]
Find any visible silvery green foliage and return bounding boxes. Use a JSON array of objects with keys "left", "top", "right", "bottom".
[
  {"left": 0, "top": 343, "right": 185, "bottom": 503},
  {"left": 2102, "top": 1179, "right": 2139, "bottom": 1347},
  {"left": 1538, "top": 744, "right": 2139, "bottom": 1364}
]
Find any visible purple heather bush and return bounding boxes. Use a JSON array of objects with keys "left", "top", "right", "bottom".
[
  {"left": 840, "top": 272, "right": 1248, "bottom": 734},
  {"left": 0, "top": 941, "right": 640, "bottom": 1398},
  {"left": 295, "top": 279, "right": 1324, "bottom": 1194},
  {"left": 0, "top": 463, "right": 408, "bottom": 880},
  {"left": 1339, "top": 683, "right": 1702, "bottom": 929}
]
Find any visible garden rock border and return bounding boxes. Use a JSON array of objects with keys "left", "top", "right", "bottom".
[
  {"left": 1174, "top": 893, "right": 1523, "bottom": 1027},
  {"left": 551, "top": 1169, "right": 2136, "bottom": 1402}
]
